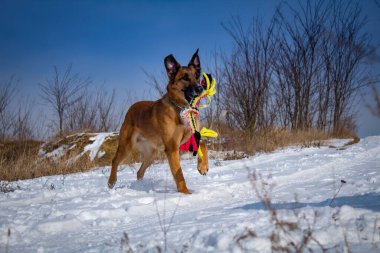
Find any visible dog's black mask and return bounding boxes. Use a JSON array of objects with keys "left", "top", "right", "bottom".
[{"left": 184, "top": 85, "right": 203, "bottom": 103}]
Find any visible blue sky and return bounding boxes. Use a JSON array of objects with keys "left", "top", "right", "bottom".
[{"left": 1, "top": 0, "right": 379, "bottom": 137}]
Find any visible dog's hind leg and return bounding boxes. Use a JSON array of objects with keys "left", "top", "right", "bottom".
[
  {"left": 108, "top": 129, "right": 133, "bottom": 189},
  {"left": 137, "top": 146, "right": 158, "bottom": 180}
]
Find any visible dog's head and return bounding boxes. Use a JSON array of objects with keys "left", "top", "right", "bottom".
[{"left": 164, "top": 49, "right": 203, "bottom": 104}]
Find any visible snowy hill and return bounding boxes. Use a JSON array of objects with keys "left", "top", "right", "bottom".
[{"left": 1, "top": 137, "right": 379, "bottom": 252}]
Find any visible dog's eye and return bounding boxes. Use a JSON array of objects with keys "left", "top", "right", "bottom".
[{"left": 181, "top": 74, "right": 190, "bottom": 81}]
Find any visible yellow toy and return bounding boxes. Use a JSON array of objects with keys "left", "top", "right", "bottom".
[{"left": 179, "top": 72, "right": 218, "bottom": 157}]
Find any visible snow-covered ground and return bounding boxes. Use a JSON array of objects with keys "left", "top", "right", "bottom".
[{"left": 1, "top": 137, "right": 380, "bottom": 252}]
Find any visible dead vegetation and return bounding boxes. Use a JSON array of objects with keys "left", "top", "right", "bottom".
[
  {"left": 209, "top": 124, "right": 347, "bottom": 156},
  {"left": 0, "top": 139, "right": 96, "bottom": 182},
  {"left": 234, "top": 172, "right": 348, "bottom": 253},
  {"left": 344, "top": 136, "right": 361, "bottom": 146},
  {"left": 0, "top": 126, "right": 359, "bottom": 182},
  {"left": 0, "top": 132, "right": 119, "bottom": 181}
]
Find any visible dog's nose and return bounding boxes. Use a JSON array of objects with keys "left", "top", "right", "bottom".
[{"left": 194, "top": 85, "right": 203, "bottom": 95}]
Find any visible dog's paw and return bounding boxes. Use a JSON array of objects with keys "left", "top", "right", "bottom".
[
  {"left": 197, "top": 166, "right": 208, "bottom": 176},
  {"left": 107, "top": 178, "right": 117, "bottom": 189},
  {"left": 136, "top": 172, "right": 144, "bottom": 180},
  {"left": 179, "top": 188, "right": 192, "bottom": 194}
]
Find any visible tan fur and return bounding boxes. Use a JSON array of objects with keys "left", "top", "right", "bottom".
[{"left": 108, "top": 51, "right": 208, "bottom": 194}]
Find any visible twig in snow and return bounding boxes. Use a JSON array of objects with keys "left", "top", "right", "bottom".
[
  {"left": 372, "top": 215, "right": 379, "bottom": 250},
  {"left": 238, "top": 171, "right": 327, "bottom": 253},
  {"left": 153, "top": 171, "right": 181, "bottom": 252},
  {"left": 120, "top": 232, "right": 133, "bottom": 253},
  {"left": 329, "top": 179, "right": 346, "bottom": 207},
  {"left": 6, "top": 228, "right": 10, "bottom": 253}
]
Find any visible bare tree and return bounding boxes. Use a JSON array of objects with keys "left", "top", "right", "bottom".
[
  {"left": 12, "top": 97, "right": 34, "bottom": 141},
  {"left": 39, "top": 64, "right": 91, "bottom": 136},
  {"left": 367, "top": 84, "right": 380, "bottom": 117},
  {"left": 0, "top": 77, "right": 17, "bottom": 141},
  {"left": 66, "top": 88, "right": 98, "bottom": 132},
  {"left": 97, "top": 88, "right": 117, "bottom": 131},
  {"left": 271, "top": 0, "right": 370, "bottom": 135},
  {"left": 367, "top": 0, "right": 380, "bottom": 118},
  {"left": 65, "top": 86, "right": 120, "bottom": 133},
  {"left": 222, "top": 16, "right": 278, "bottom": 137},
  {"left": 326, "top": 1, "right": 370, "bottom": 135},
  {"left": 202, "top": 50, "right": 225, "bottom": 128},
  {"left": 0, "top": 77, "right": 35, "bottom": 141},
  {"left": 144, "top": 69, "right": 167, "bottom": 98},
  {"left": 274, "top": 0, "right": 329, "bottom": 131}
]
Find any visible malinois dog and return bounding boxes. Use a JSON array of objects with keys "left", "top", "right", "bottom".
[{"left": 108, "top": 49, "right": 208, "bottom": 194}]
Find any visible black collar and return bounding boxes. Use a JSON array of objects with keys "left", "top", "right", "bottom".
[{"left": 168, "top": 97, "right": 190, "bottom": 112}]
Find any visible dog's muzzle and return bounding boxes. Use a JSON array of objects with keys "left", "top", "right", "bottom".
[{"left": 184, "top": 85, "right": 203, "bottom": 103}]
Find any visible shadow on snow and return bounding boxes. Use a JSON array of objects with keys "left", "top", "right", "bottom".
[{"left": 239, "top": 192, "right": 380, "bottom": 212}]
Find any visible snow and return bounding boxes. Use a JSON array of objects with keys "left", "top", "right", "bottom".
[
  {"left": 39, "top": 132, "right": 117, "bottom": 161},
  {"left": 82, "top": 132, "right": 117, "bottom": 161},
  {"left": 1, "top": 137, "right": 380, "bottom": 252},
  {"left": 43, "top": 144, "right": 71, "bottom": 159}
]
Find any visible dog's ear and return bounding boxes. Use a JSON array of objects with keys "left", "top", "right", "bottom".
[
  {"left": 164, "top": 54, "right": 181, "bottom": 81},
  {"left": 188, "top": 49, "right": 201, "bottom": 78}
]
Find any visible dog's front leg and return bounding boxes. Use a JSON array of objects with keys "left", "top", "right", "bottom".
[
  {"left": 197, "top": 141, "right": 209, "bottom": 175},
  {"left": 165, "top": 148, "right": 191, "bottom": 194}
]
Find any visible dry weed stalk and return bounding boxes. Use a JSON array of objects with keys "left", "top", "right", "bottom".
[
  {"left": 153, "top": 172, "right": 181, "bottom": 252},
  {"left": 371, "top": 216, "right": 379, "bottom": 250},
  {"left": 236, "top": 172, "right": 326, "bottom": 253},
  {"left": 120, "top": 232, "right": 134, "bottom": 253}
]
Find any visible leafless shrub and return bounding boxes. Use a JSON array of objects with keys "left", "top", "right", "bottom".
[
  {"left": 0, "top": 76, "right": 17, "bottom": 141},
  {"left": 326, "top": 1, "right": 370, "bottom": 136},
  {"left": 65, "top": 86, "right": 126, "bottom": 133},
  {"left": 274, "top": 0, "right": 329, "bottom": 131},
  {"left": 66, "top": 88, "right": 98, "bottom": 131},
  {"left": 0, "top": 79, "right": 35, "bottom": 141},
  {"left": 0, "top": 77, "right": 16, "bottom": 116},
  {"left": 219, "top": 0, "right": 371, "bottom": 138},
  {"left": 39, "top": 64, "right": 91, "bottom": 136},
  {"left": 144, "top": 69, "right": 167, "bottom": 98},
  {"left": 97, "top": 88, "right": 116, "bottom": 131},
  {"left": 221, "top": 16, "right": 277, "bottom": 139},
  {"left": 201, "top": 50, "right": 225, "bottom": 129},
  {"left": 235, "top": 172, "right": 326, "bottom": 253},
  {"left": 11, "top": 97, "right": 35, "bottom": 141},
  {"left": 367, "top": 84, "right": 380, "bottom": 118}
]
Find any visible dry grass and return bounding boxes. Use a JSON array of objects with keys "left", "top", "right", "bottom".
[
  {"left": 344, "top": 136, "right": 361, "bottom": 146},
  {"left": 209, "top": 125, "right": 335, "bottom": 155},
  {"left": 0, "top": 132, "right": 146, "bottom": 182},
  {"left": 1, "top": 126, "right": 359, "bottom": 182},
  {"left": 0, "top": 140, "right": 97, "bottom": 182}
]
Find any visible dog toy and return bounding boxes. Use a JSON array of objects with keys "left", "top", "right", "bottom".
[
  {"left": 191, "top": 72, "right": 216, "bottom": 108},
  {"left": 179, "top": 72, "right": 218, "bottom": 157}
]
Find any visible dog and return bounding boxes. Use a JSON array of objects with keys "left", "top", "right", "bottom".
[{"left": 107, "top": 49, "right": 209, "bottom": 194}]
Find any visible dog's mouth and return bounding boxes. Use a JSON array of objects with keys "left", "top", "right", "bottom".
[{"left": 183, "top": 85, "right": 203, "bottom": 103}]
